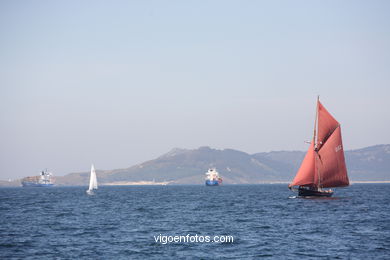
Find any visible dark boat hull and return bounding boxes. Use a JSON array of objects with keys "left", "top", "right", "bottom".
[{"left": 298, "top": 187, "right": 333, "bottom": 197}]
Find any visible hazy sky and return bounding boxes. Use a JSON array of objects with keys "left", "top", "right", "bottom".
[{"left": 1, "top": 0, "right": 389, "bottom": 179}]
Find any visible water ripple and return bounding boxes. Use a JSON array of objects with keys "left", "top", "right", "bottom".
[{"left": 0, "top": 184, "right": 389, "bottom": 259}]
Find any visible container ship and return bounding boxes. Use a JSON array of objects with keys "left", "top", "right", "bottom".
[
  {"left": 21, "top": 170, "right": 54, "bottom": 187},
  {"left": 205, "top": 168, "right": 222, "bottom": 186}
]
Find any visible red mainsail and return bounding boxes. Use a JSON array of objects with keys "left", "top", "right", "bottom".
[
  {"left": 289, "top": 99, "right": 349, "bottom": 188},
  {"left": 317, "top": 126, "right": 349, "bottom": 187},
  {"left": 317, "top": 101, "right": 339, "bottom": 150}
]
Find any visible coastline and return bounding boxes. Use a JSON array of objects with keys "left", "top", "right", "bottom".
[
  {"left": 102, "top": 181, "right": 172, "bottom": 186},
  {"left": 350, "top": 181, "right": 390, "bottom": 184},
  {"left": 1, "top": 180, "right": 390, "bottom": 187}
]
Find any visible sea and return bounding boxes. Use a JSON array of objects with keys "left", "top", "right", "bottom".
[{"left": 1, "top": 184, "right": 389, "bottom": 259}]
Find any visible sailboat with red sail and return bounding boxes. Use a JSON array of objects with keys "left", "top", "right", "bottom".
[{"left": 289, "top": 97, "right": 349, "bottom": 197}]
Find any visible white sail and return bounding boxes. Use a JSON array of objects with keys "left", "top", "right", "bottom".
[{"left": 87, "top": 164, "right": 98, "bottom": 193}]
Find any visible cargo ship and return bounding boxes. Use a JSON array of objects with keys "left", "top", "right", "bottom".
[
  {"left": 205, "top": 168, "right": 222, "bottom": 186},
  {"left": 21, "top": 170, "right": 54, "bottom": 187}
]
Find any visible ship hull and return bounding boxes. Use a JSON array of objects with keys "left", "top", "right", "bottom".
[
  {"left": 22, "top": 182, "right": 54, "bottom": 187},
  {"left": 205, "top": 180, "right": 219, "bottom": 186},
  {"left": 298, "top": 187, "right": 333, "bottom": 197},
  {"left": 86, "top": 189, "right": 95, "bottom": 195}
]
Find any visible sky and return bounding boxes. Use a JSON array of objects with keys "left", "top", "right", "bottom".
[{"left": 1, "top": 0, "right": 389, "bottom": 179}]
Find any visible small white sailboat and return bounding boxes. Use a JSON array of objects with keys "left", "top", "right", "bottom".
[{"left": 86, "top": 164, "right": 98, "bottom": 195}]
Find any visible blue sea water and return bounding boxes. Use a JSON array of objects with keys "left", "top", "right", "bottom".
[{"left": 1, "top": 184, "right": 389, "bottom": 259}]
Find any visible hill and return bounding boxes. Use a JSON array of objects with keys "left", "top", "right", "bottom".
[
  {"left": 2, "top": 144, "right": 389, "bottom": 186},
  {"left": 50, "top": 144, "right": 390, "bottom": 186}
]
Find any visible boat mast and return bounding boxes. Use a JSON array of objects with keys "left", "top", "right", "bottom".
[
  {"left": 314, "top": 96, "right": 321, "bottom": 188},
  {"left": 313, "top": 95, "right": 319, "bottom": 148}
]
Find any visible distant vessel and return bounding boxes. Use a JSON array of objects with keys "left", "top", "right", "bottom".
[
  {"left": 205, "top": 168, "right": 222, "bottom": 186},
  {"left": 289, "top": 97, "right": 349, "bottom": 197},
  {"left": 86, "top": 164, "right": 98, "bottom": 195},
  {"left": 21, "top": 169, "right": 54, "bottom": 187}
]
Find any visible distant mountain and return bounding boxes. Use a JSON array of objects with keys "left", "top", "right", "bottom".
[
  {"left": 345, "top": 145, "right": 390, "bottom": 181},
  {"left": 51, "top": 144, "right": 390, "bottom": 186},
  {"left": 3, "top": 145, "right": 390, "bottom": 186}
]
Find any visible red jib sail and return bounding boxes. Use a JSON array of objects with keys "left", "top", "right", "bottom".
[
  {"left": 289, "top": 142, "right": 316, "bottom": 187},
  {"left": 289, "top": 99, "right": 349, "bottom": 188}
]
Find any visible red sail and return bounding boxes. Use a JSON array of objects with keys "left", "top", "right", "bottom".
[
  {"left": 317, "top": 126, "right": 349, "bottom": 188},
  {"left": 317, "top": 101, "right": 339, "bottom": 149},
  {"left": 289, "top": 142, "right": 316, "bottom": 187},
  {"left": 290, "top": 99, "right": 349, "bottom": 189}
]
